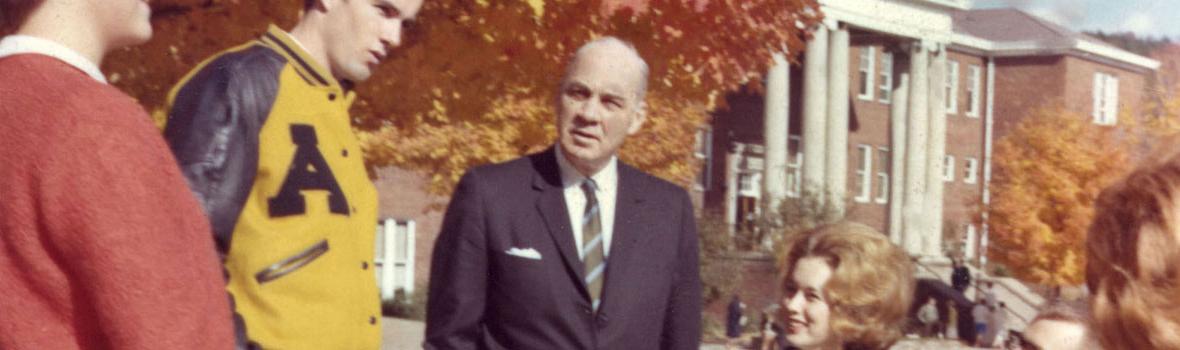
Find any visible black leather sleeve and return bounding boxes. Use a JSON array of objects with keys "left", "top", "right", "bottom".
[
  {"left": 163, "top": 45, "right": 283, "bottom": 350},
  {"left": 164, "top": 45, "right": 282, "bottom": 255}
]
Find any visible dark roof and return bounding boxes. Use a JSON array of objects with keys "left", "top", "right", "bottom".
[{"left": 952, "top": 8, "right": 1115, "bottom": 49}]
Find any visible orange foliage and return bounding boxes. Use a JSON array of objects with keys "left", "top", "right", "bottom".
[
  {"left": 102, "top": 0, "right": 820, "bottom": 195},
  {"left": 986, "top": 106, "right": 1135, "bottom": 286}
]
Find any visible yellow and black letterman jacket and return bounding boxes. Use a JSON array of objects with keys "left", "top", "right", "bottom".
[{"left": 163, "top": 25, "right": 381, "bottom": 350}]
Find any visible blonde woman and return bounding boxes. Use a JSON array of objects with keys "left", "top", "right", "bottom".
[{"left": 776, "top": 222, "right": 915, "bottom": 350}]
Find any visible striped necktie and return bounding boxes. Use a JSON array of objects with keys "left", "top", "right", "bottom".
[{"left": 581, "top": 179, "right": 606, "bottom": 311}]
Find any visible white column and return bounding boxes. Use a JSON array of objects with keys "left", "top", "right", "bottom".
[
  {"left": 981, "top": 56, "right": 996, "bottom": 267},
  {"left": 903, "top": 41, "right": 930, "bottom": 255},
  {"left": 888, "top": 73, "right": 910, "bottom": 246},
  {"left": 924, "top": 44, "right": 948, "bottom": 258},
  {"left": 724, "top": 144, "right": 744, "bottom": 236},
  {"left": 763, "top": 53, "right": 790, "bottom": 213},
  {"left": 801, "top": 24, "right": 829, "bottom": 200},
  {"left": 825, "top": 25, "right": 850, "bottom": 215}
]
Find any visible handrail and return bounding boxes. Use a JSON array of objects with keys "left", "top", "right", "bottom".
[{"left": 917, "top": 260, "right": 1034, "bottom": 326}]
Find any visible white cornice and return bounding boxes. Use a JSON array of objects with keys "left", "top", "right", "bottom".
[
  {"left": 949, "top": 33, "right": 1159, "bottom": 71},
  {"left": 820, "top": 0, "right": 955, "bottom": 42}
]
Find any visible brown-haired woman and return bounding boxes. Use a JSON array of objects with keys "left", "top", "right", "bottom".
[
  {"left": 1087, "top": 147, "right": 1180, "bottom": 349},
  {"left": 776, "top": 222, "right": 915, "bottom": 350}
]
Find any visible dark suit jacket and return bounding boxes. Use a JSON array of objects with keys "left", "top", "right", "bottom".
[{"left": 425, "top": 149, "right": 702, "bottom": 350}]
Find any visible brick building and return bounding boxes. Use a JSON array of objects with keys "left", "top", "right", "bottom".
[
  {"left": 701, "top": 1, "right": 1158, "bottom": 266},
  {"left": 369, "top": 0, "right": 1158, "bottom": 304}
]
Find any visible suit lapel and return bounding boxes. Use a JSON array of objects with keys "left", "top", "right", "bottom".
[
  {"left": 599, "top": 164, "right": 648, "bottom": 310},
  {"left": 533, "top": 150, "right": 591, "bottom": 300}
]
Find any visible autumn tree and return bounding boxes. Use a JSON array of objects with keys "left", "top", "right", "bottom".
[
  {"left": 985, "top": 106, "right": 1136, "bottom": 286},
  {"left": 103, "top": 0, "right": 820, "bottom": 195}
]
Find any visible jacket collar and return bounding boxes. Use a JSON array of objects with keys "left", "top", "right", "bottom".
[{"left": 258, "top": 24, "right": 339, "bottom": 90}]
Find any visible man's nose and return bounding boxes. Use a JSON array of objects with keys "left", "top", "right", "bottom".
[
  {"left": 383, "top": 20, "right": 403, "bottom": 48},
  {"left": 577, "top": 100, "right": 602, "bottom": 122}
]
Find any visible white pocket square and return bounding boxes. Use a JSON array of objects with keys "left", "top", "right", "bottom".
[{"left": 505, "top": 247, "right": 542, "bottom": 260}]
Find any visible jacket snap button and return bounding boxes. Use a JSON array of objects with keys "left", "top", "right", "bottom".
[
  {"left": 362, "top": 261, "right": 369, "bottom": 270},
  {"left": 328, "top": 93, "right": 337, "bottom": 101},
  {"left": 369, "top": 316, "right": 377, "bottom": 325}
]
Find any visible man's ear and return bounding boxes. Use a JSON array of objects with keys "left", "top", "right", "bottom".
[{"left": 626, "top": 102, "right": 647, "bottom": 135}]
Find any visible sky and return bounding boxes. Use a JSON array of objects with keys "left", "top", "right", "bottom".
[{"left": 974, "top": 0, "right": 1180, "bottom": 39}]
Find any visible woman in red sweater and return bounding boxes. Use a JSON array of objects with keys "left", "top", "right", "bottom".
[{"left": 0, "top": 1, "right": 234, "bottom": 349}]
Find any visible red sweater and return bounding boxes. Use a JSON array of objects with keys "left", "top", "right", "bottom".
[{"left": 0, "top": 54, "right": 234, "bottom": 349}]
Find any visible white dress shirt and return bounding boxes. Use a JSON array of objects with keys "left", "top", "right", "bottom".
[
  {"left": 555, "top": 145, "right": 618, "bottom": 259},
  {"left": 0, "top": 35, "right": 107, "bottom": 83}
]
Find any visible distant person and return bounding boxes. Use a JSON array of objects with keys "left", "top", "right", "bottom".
[
  {"left": 945, "top": 300, "right": 959, "bottom": 339},
  {"left": 0, "top": 0, "right": 233, "bottom": 348},
  {"left": 1086, "top": 145, "right": 1180, "bottom": 349},
  {"left": 757, "top": 311, "right": 783, "bottom": 350},
  {"left": 951, "top": 258, "right": 971, "bottom": 293},
  {"left": 1021, "top": 299, "right": 1099, "bottom": 350},
  {"left": 972, "top": 299, "right": 990, "bottom": 347},
  {"left": 726, "top": 295, "right": 747, "bottom": 349},
  {"left": 982, "top": 281, "right": 998, "bottom": 307},
  {"left": 917, "top": 298, "right": 940, "bottom": 337},
  {"left": 776, "top": 222, "right": 915, "bottom": 350},
  {"left": 989, "top": 302, "right": 1009, "bottom": 347}
]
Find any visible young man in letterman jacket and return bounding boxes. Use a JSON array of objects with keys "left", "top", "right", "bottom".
[{"left": 163, "top": 0, "right": 422, "bottom": 348}]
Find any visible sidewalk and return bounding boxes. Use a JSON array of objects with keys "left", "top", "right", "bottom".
[{"left": 380, "top": 318, "right": 983, "bottom": 349}]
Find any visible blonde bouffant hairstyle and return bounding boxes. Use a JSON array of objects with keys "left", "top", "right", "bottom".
[
  {"left": 779, "top": 222, "right": 915, "bottom": 350},
  {"left": 1087, "top": 146, "right": 1180, "bottom": 349}
]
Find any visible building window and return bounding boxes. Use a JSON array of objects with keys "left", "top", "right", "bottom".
[
  {"left": 964, "top": 157, "right": 978, "bottom": 184},
  {"left": 855, "top": 144, "right": 873, "bottom": 203},
  {"left": 944, "top": 155, "right": 956, "bottom": 182},
  {"left": 966, "top": 65, "right": 981, "bottom": 118},
  {"left": 946, "top": 60, "right": 959, "bottom": 114},
  {"left": 738, "top": 172, "right": 762, "bottom": 197},
  {"left": 878, "top": 52, "right": 893, "bottom": 103},
  {"left": 875, "top": 147, "right": 889, "bottom": 204},
  {"left": 858, "top": 47, "right": 875, "bottom": 101},
  {"left": 785, "top": 136, "right": 803, "bottom": 198},
  {"left": 376, "top": 218, "right": 416, "bottom": 300},
  {"left": 1093, "top": 72, "right": 1119, "bottom": 125},
  {"left": 693, "top": 127, "right": 712, "bottom": 190}
]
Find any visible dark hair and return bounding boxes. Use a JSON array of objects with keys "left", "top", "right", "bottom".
[{"left": 0, "top": 0, "right": 44, "bottom": 34}]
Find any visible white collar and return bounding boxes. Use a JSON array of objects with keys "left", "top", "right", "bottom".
[
  {"left": 554, "top": 145, "right": 618, "bottom": 192},
  {"left": 0, "top": 35, "right": 107, "bottom": 83}
]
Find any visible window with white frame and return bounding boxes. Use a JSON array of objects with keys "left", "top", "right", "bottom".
[
  {"left": 944, "top": 155, "right": 956, "bottom": 182},
  {"left": 1093, "top": 72, "right": 1119, "bottom": 125},
  {"left": 855, "top": 145, "right": 873, "bottom": 203},
  {"left": 786, "top": 136, "right": 803, "bottom": 198},
  {"left": 878, "top": 52, "right": 893, "bottom": 103},
  {"left": 875, "top": 147, "right": 889, "bottom": 204},
  {"left": 966, "top": 65, "right": 981, "bottom": 117},
  {"left": 964, "top": 157, "right": 978, "bottom": 184},
  {"left": 376, "top": 218, "right": 416, "bottom": 301},
  {"left": 858, "top": 47, "right": 875, "bottom": 100},
  {"left": 693, "top": 127, "right": 712, "bottom": 190},
  {"left": 946, "top": 61, "right": 959, "bottom": 114}
]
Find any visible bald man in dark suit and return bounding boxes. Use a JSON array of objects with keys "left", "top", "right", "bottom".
[{"left": 424, "top": 36, "right": 702, "bottom": 350}]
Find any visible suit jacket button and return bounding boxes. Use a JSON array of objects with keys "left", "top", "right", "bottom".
[
  {"left": 328, "top": 93, "right": 337, "bottom": 101},
  {"left": 362, "top": 261, "right": 370, "bottom": 270},
  {"left": 369, "top": 316, "right": 377, "bottom": 325}
]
